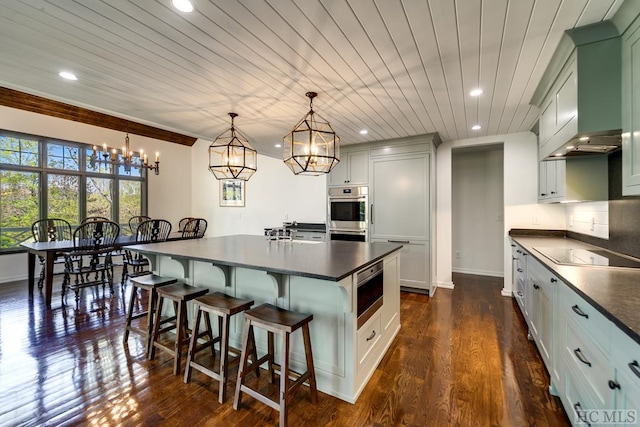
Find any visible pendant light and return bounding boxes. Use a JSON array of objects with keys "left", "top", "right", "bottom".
[
  {"left": 208, "top": 113, "right": 257, "bottom": 181},
  {"left": 283, "top": 92, "right": 340, "bottom": 175}
]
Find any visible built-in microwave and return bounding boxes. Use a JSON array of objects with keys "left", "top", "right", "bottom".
[{"left": 328, "top": 186, "right": 368, "bottom": 237}]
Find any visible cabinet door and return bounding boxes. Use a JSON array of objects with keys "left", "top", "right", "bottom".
[
  {"left": 348, "top": 151, "right": 369, "bottom": 185},
  {"left": 622, "top": 20, "right": 640, "bottom": 195},
  {"left": 328, "top": 156, "right": 349, "bottom": 186},
  {"left": 539, "top": 98, "right": 556, "bottom": 146},
  {"left": 372, "top": 239, "right": 429, "bottom": 290},
  {"left": 537, "top": 279, "right": 553, "bottom": 369},
  {"left": 539, "top": 161, "right": 549, "bottom": 200},
  {"left": 371, "top": 154, "right": 429, "bottom": 240},
  {"left": 381, "top": 252, "right": 399, "bottom": 334}
]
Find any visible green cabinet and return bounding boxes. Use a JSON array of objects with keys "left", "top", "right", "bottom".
[
  {"left": 622, "top": 17, "right": 640, "bottom": 195},
  {"left": 328, "top": 150, "right": 368, "bottom": 187}
]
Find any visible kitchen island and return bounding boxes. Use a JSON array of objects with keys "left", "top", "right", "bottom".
[{"left": 128, "top": 235, "right": 402, "bottom": 403}]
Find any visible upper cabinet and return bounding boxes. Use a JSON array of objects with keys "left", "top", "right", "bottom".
[
  {"left": 328, "top": 150, "right": 369, "bottom": 187},
  {"left": 531, "top": 22, "right": 621, "bottom": 161},
  {"left": 538, "top": 157, "right": 608, "bottom": 203},
  {"left": 622, "top": 16, "right": 640, "bottom": 195}
]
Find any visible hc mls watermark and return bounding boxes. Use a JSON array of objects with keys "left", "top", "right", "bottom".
[{"left": 575, "top": 409, "right": 638, "bottom": 425}]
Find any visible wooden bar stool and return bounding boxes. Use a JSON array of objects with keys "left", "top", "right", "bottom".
[
  {"left": 149, "top": 282, "right": 209, "bottom": 375},
  {"left": 183, "top": 292, "right": 256, "bottom": 403},
  {"left": 123, "top": 274, "right": 177, "bottom": 354},
  {"left": 233, "top": 303, "right": 318, "bottom": 427}
]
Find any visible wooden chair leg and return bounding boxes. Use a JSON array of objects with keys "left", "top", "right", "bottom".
[
  {"left": 149, "top": 296, "right": 165, "bottom": 360},
  {"left": 123, "top": 284, "right": 137, "bottom": 344},
  {"left": 233, "top": 318, "right": 252, "bottom": 410},
  {"left": 145, "top": 289, "right": 157, "bottom": 355},
  {"left": 184, "top": 305, "right": 202, "bottom": 384},
  {"left": 268, "top": 331, "right": 275, "bottom": 384},
  {"left": 302, "top": 324, "right": 318, "bottom": 404},
  {"left": 174, "top": 301, "right": 186, "bottom": 375},
  {"left": 218, "top": 313, "right": 231, "bottom": 403},
  {"left": 279, "top": 331, "right": 290, "bottom": 427}
]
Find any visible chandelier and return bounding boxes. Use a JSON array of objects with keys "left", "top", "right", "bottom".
[
  {"left": 90, "top": 133, "right": 160, "bottom": 175},
  {"left": 283, "top": 91, "right": 340, "bottom": 175},
  {"left": 208, "top": 113, "right": 257, "bottom": 181}
]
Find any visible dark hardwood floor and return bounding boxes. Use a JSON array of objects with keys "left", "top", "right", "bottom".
[{"left": 0, "top": 271, "right": 569, "bottom": 426}]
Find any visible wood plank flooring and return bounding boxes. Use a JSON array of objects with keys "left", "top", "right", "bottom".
[{"left": 0, "top": 272, "right": 569, "bottom": 426}]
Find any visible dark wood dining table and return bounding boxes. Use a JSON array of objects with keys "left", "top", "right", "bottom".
[{"left": 20, "top": 232, "right": 190, "bottom": 308}]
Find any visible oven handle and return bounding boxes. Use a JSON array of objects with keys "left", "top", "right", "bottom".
[
  {"left": 357, "top": 268, "right": 383, "bottom": 288},
  {"left": 330, "top": 229, "right": 367, "bottom": 235}
]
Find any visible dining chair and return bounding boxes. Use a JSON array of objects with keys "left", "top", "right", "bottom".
[
  {"left": 81, "top": 216, "right": 110, "bottom": 224},
  {"left": 31, "top": 218, "right": 73, "bottom": 289},
  {"left": 181, "top": 218, "right": 207, "bottom": 239},
  {"left": 128, "top": 215, "right": 151, "bottom": 236},
  {"left": 62, "top": 220, "right": 120, "bottom": 304},
  {"left": 178, "top": 217, "right": 195, "bottom": 232},
  {"left": 121, "top": 219, "right": 172, "bottom": 285}
]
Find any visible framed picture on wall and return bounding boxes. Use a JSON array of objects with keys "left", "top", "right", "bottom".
[{"left": 220, "top": 180, "right": 245, "bottom": 207}]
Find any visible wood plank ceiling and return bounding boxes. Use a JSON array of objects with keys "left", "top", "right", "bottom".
[{"left": 0, "top": 0, "right": 623, "bottom": 158}]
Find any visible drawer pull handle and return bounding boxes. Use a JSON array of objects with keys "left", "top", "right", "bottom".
[
  {"left": 533, "top": 284, "right": 540, "bottom": 290},
  {"left": 574, "top": 348, "right": 592, "bottom": 367},
  {"left": 550, "top": 278, "right": 557, "bottom": 283},
  {"left": 629, "top": 360, "right": 640, "bottom": 379},
  {"left": 608, "top": 380, "right": 621, "bottom": 390},
  {"left": 511, "top": 244, "right": 516, "bottom": 248},
  {"left": 388, "top": 240, "right": 410, "bottom": 244},
  {"left": 573, "top": 402, "right": 590, "bottom": 426},
  {"left": 516, "top": 250, "right": 522, "bottom": 254},
  {"left": 366, "top": 330, "right": 376, "bottom": 341},
  {"left": 572, "top": 305, "right": 589, "bottom": 319},
  {"left": 517, "top": 268, "right": 523, "bottom": 273},
  {"left": 517, "top": 291, "right": 523, "bottom": 297},
  {"left": 523, "top": 253, "right": 527, "bottom": 256}
]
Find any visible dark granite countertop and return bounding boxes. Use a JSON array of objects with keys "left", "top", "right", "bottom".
[
  {"left": 511, "top": 233, "right": 640, "bottom": 346},
  {"left": 128, "top": 234, "right": 401, "bottom": 282}
]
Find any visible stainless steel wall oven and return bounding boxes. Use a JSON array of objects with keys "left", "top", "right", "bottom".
[{"left": 328, "top": 186, "right": 368, "bottom": 242}]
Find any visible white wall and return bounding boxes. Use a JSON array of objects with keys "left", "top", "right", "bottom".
[
  {"left": 452, "top": 147, "right": 504, "bottom": 277},
  {"left": 436, "top": 131, "right": 566, "bottom": 294},
  {"left": 190, "top": 138, "right": 327, "bottom": 237},
  {"left": 0, "top": 106, "right": 191, "bottom": 282}
]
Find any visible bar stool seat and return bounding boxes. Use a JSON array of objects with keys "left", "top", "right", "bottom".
[
  {"left": 183, "top": 292, "right": 256, "bottom": 403},
  {"left": 149, "top": 282, "right": 209, "bottom": 375},
  {"left": 233, "top": 303, "right": 317, "bottom": 427},
  {"left": 123, "top": 274, "right": 177, "bottom": 354}
]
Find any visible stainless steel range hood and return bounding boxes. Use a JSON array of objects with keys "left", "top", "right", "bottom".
[{"left": 550, "top": 131, "right": 622, "bottom": 159}]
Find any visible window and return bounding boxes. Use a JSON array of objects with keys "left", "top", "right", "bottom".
[{"left": 0, "top": 131, "right": 147, "bottom": 252}]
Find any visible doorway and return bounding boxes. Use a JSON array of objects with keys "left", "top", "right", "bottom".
[{"left": 452, "top": 144, "right": 504, "bottom": 277}]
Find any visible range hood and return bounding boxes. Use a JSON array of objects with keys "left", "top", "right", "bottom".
[
  {"left": 551, "top": 130, "right": 622, "bottom": 159},
  {"left": 531, "top": 21, "right": 622, "bottom": 160}
]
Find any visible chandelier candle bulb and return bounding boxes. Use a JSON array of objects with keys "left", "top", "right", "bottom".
[
  {"left": 92, "top": 145, "right": 97, "bottom": 157},
  {"left": 143, "top": 153, "right": 148, "bottom": 165},
  {"left": 102, "top": 143, "right": 107, "bottom": 154},
  {"left": 155, "top": 152, "right": 159, "bottom": 162},
  {"left": 111, "top": 148, "right": 117, "bottom": 161}
]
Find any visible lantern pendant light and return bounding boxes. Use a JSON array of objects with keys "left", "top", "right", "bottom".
[
  {"left": 208, "top": 113, "right": 257, "bottom": 181},
  {"left": 283, "top": 92, "right": 340, "bottom": 175}
]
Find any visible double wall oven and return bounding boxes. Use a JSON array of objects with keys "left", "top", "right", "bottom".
[{"left": 328, "top": 186, "right": 368, "bottom": 242}]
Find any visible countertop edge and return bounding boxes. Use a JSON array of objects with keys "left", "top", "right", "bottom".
[{"left": 510, "top": 234, "right": 640, "bottom": 347}]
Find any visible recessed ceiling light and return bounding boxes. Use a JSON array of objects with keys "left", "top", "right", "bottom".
[
  {"left": 470, "top": 89, "right": 483, "bottom": 97},
  {"left": 472, "top": 125, "right": 481, "bottom": 130},
  {"left": 359, "top": 129, "right": 368, "bottom": 135},
  {"left": 172, "top": 0, "right": 194, "bottom": 13},
  {"left": 275, "top": 143, "right": 282, "bottom": 148},
  {"left": 58, "top": 71, "right": 77, "bottom": 81}
]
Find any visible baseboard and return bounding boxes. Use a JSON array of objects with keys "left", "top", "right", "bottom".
[
  {"left": 436, "top": 281, "right": 455, "bottom": 290},
  {"left": 0, "top": 274, "right": 28, "bottom": 284},
  {"left": 501, "top": 288, "right": 513, "bottom": 297},
  {"left": 452, "top": 268, "right": 504, "bottom": 278}
]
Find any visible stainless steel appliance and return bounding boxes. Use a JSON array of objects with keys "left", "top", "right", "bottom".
[
  {"left": 534, "top": 247, "right": 640, "bottom": 268},
  {"left": 328, "top": 186, "right": 368, "bottom": 242},
  {"left": 356, "top": 260, "right": 383, "bottom": 329}
]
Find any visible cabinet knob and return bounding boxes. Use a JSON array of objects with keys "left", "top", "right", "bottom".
[
  {"left": 517, "top": 268, "right": 523, "bottom": 273},
  {"left": 608, "top": 380, "right": 621, "bottom": 390},
  {"left": 541, "top": 193, "right": 547, "bottom": 196},
  {"left": 550, "top": 278, "right": 557, "bottom": 283},
  {"left": 551, "top": 191, "right": 556, "bottom": 194},
  {"left": 533, "top": 284, "right": 540, "bottom": 290}
]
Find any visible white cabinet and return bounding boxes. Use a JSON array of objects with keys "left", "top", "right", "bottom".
[
  {"left": 612, "top": 326, "right": 640, "bottom": 425},
  {"left": 622, "top": 17, "right": 640, "bottom": 195},
  {"left": 538, "top": 160, "right": 566, "bottom": 202},
  {"left": 370, "top": 152, "right": 430, "bottom": 290},
  {"left": 328, "top": 150, "right": 369, "bottom": 186},
  {"left": 511, "top": 243, "right": 527, "bottom": 318},
  {"left": 527, "top": 262, "right": 556, "bottom": 385},
  {"left": 538, "top": 56, "right": 578, "bottom": 159},
  {"left": 538, "top": 157, "right": 608, "bottom": 203}
]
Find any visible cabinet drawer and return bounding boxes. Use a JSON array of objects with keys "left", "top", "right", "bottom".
[
  {"left": 564, "top": 316, "right": 613, "bottom": 408},
  {"left": 612, "top": 326, "right": 640, "bottom": 390},
  {"left": 357, "top": 312, "right": 381, "bottom": 367},
  {"left": 559, "top": 284, "right": 611, "bottom": 353},
  {"left": 564, "top": 362, "right": 599, "bottom": 426}
]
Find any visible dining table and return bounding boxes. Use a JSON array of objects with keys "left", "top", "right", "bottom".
[{"left": 20, "top": 232, "right": 189, "bottom": 308}]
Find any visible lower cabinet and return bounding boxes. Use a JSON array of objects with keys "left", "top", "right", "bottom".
[{"left": 372, "top": 239, "right": 429, "bottom": 290}]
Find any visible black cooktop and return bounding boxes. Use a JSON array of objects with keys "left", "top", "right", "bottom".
[{"left": 534, "top": 247, "right": 640, "bottom": 269}]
